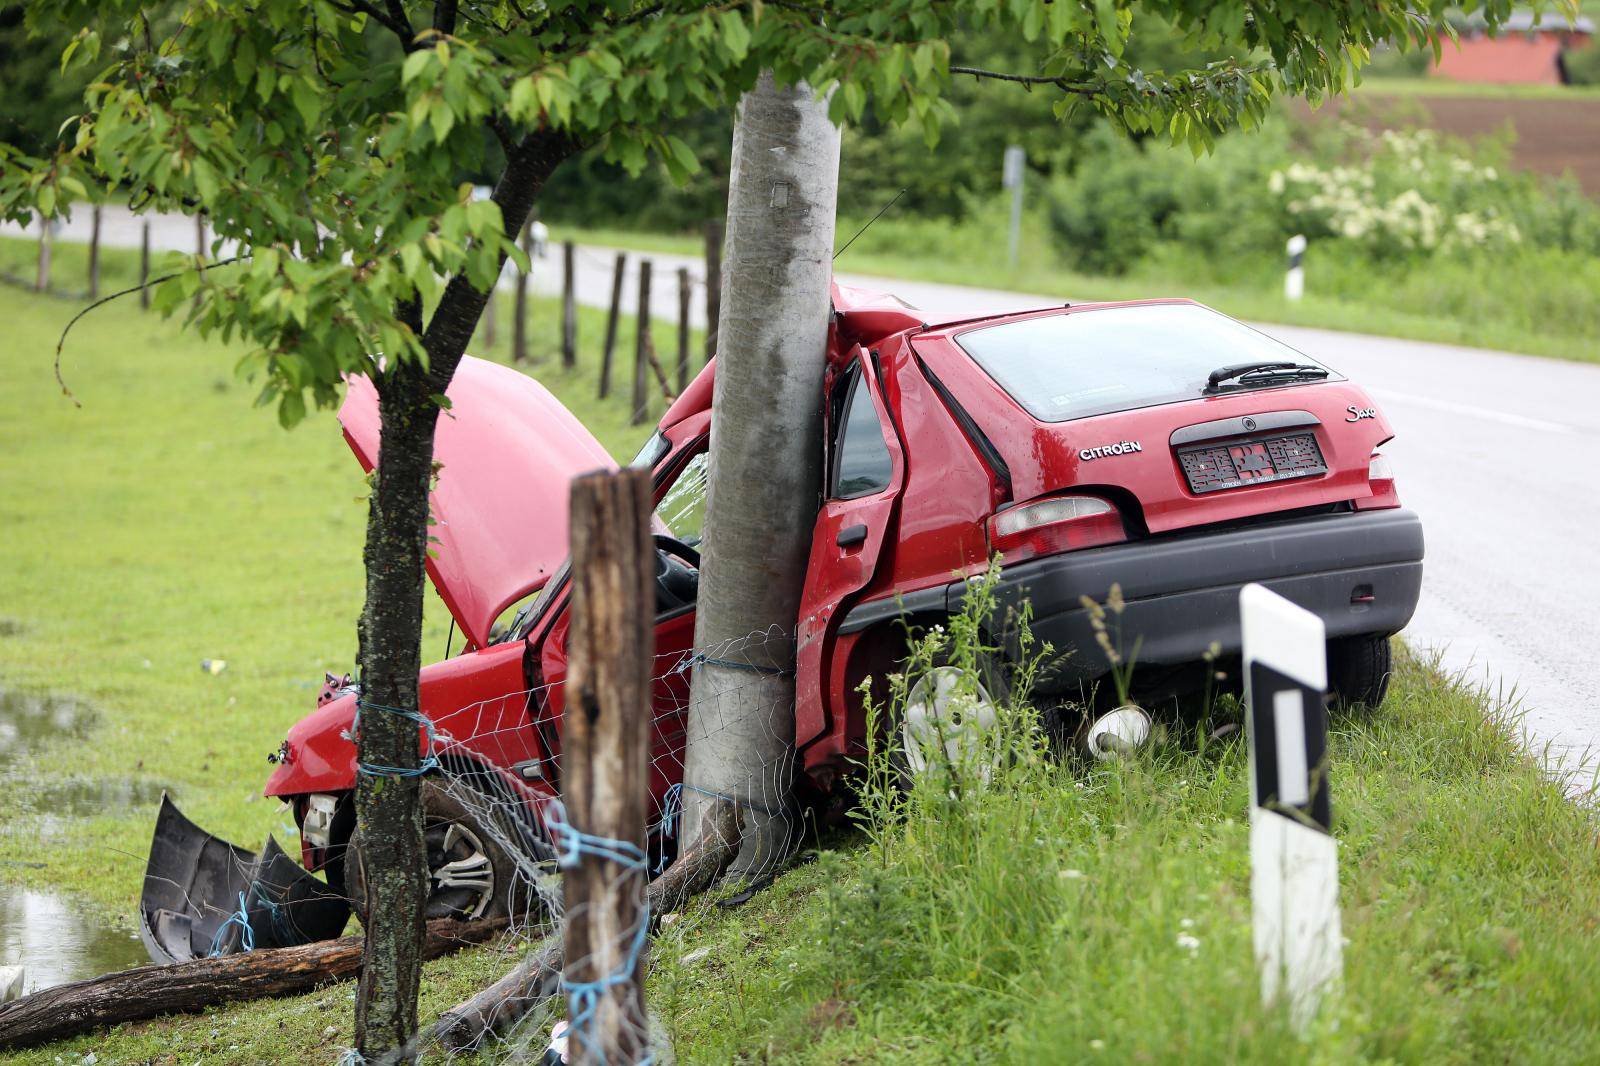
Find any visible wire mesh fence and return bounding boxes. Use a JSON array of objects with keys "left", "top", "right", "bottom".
[{"left": 310, "top": 623, "right": 804, "bottom": 1064}]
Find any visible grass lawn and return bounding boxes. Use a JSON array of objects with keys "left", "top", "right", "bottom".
[{"left": 3, "top": 241, "right": 1599, "bottom": 1063}]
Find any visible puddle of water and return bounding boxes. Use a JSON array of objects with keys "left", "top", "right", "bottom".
[
  {"left": 0, "top": 884, "right": 149, "bottom": 993},
  {"left": 0, "top": 688, "right": 159, "bottom": 990},
  {"left": 25, "top": 778, "right": 168, "bottom": 818},
  {"left": 0, "top": 689, "right": 97, "bottom": 767}
]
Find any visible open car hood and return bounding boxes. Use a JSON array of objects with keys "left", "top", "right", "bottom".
[{"left": 340, "top": 357, "right": 616, "bottom": 649}]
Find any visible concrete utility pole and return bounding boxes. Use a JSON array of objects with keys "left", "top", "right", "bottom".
[{"left": 680, "top": 72, "right": 841, "bottom": 875}]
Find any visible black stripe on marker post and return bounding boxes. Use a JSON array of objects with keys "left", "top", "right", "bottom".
[{"left": 1249, "top": 660, "right": 1331, "bottom": 833}]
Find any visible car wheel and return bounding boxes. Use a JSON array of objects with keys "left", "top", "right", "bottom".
[
  {"left": 1327, "top": 634, "right": 1393, "bottom": 710},
  {"left": 893, "top": 647, "right": 1011, "bottom": 787},
  {"left": 347, "top": 779, "right": 548, "bottom": 922}
]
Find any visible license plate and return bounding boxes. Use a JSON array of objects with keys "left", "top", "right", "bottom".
[{"left": 1179, "top": 432, "right": 1326, "bottom": 494}]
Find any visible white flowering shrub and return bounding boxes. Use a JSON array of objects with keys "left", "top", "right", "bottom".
[{"left": 1270, "top": 125, "right": 1523, "bottom": 257}]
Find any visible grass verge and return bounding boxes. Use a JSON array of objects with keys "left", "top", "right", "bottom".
[
  {"left": 0, "top": 235, "right": 682, "bottom": 922},
  {"left": 651, "top": 651, "right": 1600, "bottom": 1064},
  {"left": 2, "top": 240, "right": 1597, "bottom": 1063},
  {"left": 547, "top": 223, "right": 1600, "bottom": 366}
]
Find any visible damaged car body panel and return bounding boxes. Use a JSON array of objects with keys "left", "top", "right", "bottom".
[
  {"left": 145, "top": 287, "right": 1424, "bottom": 961},
  {"left": 340, "top": 357, "right": 617, "bottom": 651},
  {"left": 140, "top": 795, "right": 349, "bottom": 963}
]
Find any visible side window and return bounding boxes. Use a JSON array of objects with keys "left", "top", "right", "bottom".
[
  {"left": 831, "top": 366, "right": 894, "bottom": 500},
  {"left": 655, "top": 450, "right": 709, "bottom": 543}
]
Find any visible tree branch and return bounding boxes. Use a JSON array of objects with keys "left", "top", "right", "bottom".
[
  {"left": 418, "top": 128, "right": 581, "bottom": 392},
  {"left": 331, "top": 0, "right": 415, "bottom": 47},
  {"left": 433, "top": 0, "right": 459, "bottom": 35},
  {"left": 948, "top": 65, "right": 1101, "bottom": 96}
]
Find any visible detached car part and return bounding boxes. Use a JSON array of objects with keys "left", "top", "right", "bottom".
[{"left": 139, "top": 794, "right": 349, "bottom": 963}]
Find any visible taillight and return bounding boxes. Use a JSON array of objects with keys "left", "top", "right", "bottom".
[
  {"left": 988, "top": 494, "right": 1127, "bottom": 560},
  {"left": 1357, "top": 450, "right": 1400, "bottom": 510}
]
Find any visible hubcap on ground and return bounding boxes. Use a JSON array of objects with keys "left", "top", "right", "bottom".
[
  {"left": 902, "top": 665, "right": 1001, "bottom": 781},
  {"left": 426, "top": 820, "right": 495, "bottom": 919}
]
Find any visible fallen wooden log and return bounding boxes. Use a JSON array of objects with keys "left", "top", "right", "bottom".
[
  {"left": 0, "top": 916, "right": 507, "bottom": 1052},
  {"left": 432, "top": 799, "right": 743, "bottom": 1052}
]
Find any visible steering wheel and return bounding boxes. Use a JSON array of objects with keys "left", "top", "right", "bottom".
[
  {"left": 653, "top": 534, "right": 701, "bottom": 571},
  {"left": 653, "top": 534, "right": 701, "bottom": 613}
]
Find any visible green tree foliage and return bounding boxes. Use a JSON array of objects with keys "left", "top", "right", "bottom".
[
  {"left": 0, "top": 5, "right": 91, "bottom": 154},
  {"left": 0, "top": 1, "right": 1544, "bottom": 421}
]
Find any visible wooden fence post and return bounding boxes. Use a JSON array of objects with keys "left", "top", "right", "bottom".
[
  {"left": 563, "top": 468, "right": 653, "bottom": 1066},
  {"left": 599, "top": 252, "right": 626, "bottom": 400},
  {"left": 512, "top": 218, "right": 532, "bottom": 364},
  {"left": 87, "top": 206, "right": 102, "bottom": 301},
  {"left": 631, "top": 260, "right": 652, "bottom": 425},
  {"left": 193, "top": 214, "right": 207, "bottom": 311},
  {"left": 703, "top": 219, "right": 722, "bottom": 365},
  {"left": 676, "top": 267, "right": 691, "bottom": 393},
  {"left": 561, "top": 240, "right": 577, "bottom": 369},
  {"left": 35, "top": 215, "right": 51, "bottom": 294},
  {"left": 139, "top": 220, "right": 152, "bottom": 309}
]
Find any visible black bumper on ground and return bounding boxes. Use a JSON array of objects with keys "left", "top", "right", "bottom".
[{"left": 842, "top": 507, "right": 1424, "bottom": 688}]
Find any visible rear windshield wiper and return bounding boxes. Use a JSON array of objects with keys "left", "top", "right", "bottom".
[{"left": 1204, "top": 361, "right": 1329, "bottom": 393}]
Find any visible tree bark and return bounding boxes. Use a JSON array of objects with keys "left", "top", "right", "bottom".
[
  {"left": 431, "top": 800, "right": 741, "bottom": 1053},
  {"left": 0, "top": 918, "right": 506, "bottom": 1052},
  {"left": 353, "top": 128, "right": 577, "bottom": 1063},
  {"left": 681, "top": 72, "right": 840, "bottom": 876}
]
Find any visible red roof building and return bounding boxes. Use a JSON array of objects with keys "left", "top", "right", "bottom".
[{"left": 1431, "top": 11, "right": 1594, "bottom": 85}]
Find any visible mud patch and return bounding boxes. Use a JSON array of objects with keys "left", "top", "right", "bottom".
[{"left": 0, "top": 885, "right": 149, "bottom": 994}]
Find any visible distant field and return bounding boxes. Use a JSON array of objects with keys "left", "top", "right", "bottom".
[{"left": 1302, "top": 81, "right": 1600, "bottom": 196}]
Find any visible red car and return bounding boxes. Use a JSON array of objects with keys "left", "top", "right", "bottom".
[{"left": 141, "top": 286, "right": 1422, "bottom": 957}]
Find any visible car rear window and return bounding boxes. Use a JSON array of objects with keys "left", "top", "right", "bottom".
[{"left": 953, "top": 303, "right": 1334, "bottom": 423}]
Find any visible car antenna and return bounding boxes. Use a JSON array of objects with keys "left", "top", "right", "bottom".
[{"left": 833, "top": 188, "right": 907, "bottom": 261}]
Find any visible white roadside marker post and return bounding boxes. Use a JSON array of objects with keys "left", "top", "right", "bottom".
[
  {"left": 1242, "top": 583, "right": 1342, "bottom": 1033},
  {"left": 1002, "top": 144, "right": 1025, "bottom": 270},
  {"left": 1284, "top": 234, "right": 1306, "bottom": 301}
]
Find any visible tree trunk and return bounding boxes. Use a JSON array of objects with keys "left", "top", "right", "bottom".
[
  {"left": 0, "top": 917, "right": 506, "bottom": 1052},
  {"left": 352, "top": 129, "right": 577, "bottom": 1062},
  {"left": 680, "top": 72, "right": 840, "bottom": 876},
  {"left": 353, "top": 357, "right": 441, "bottom": 1059}
]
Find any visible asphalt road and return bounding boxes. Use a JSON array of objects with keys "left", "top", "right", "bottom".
[{"left": 11, "top": 208, "right": 1599, "bottom": 787}]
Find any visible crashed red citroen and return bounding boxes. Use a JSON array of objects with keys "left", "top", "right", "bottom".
[{"left": 141, "top": 286, "right": 1423, "bottom": 958}]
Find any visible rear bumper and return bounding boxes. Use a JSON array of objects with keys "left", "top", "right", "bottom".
[
  {"left": 839, "top": 508, "right": 1424, "bottom": 689},
  {"left": 972, "top": 507, "right": 1424, "bottom": 686}
]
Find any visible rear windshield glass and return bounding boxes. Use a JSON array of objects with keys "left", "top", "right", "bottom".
[{"left": 954, "top": 303, "right": 1333, "bottom": 423}]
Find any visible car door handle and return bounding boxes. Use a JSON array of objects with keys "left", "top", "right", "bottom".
[{"left": 836, "top": 524, "right": 868, "bottom": 547}]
